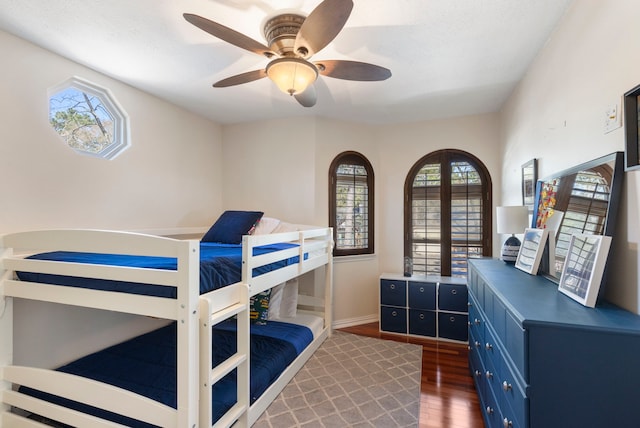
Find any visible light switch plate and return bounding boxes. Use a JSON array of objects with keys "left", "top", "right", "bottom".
[{"left": 604, "top": 102, "right": 622, "bottom": 133}]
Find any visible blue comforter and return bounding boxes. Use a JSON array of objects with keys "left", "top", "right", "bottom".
[
  {"left": 17, "top": 242, "right": 300, "bottom": 297},
  {"left": 20, "top": 320, "right": 313, "bottom": 427}
]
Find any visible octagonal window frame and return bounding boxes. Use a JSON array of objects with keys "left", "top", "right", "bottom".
[{"left": 48, "top": 76, "right": 130, "bottom": 160}]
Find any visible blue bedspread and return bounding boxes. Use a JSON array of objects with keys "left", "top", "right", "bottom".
[
  {"left": 17, "top": 242, "right": 300, "bottom": 297},
  {"left": 20, "top": 320, "right": 313, "bottom": 427}
]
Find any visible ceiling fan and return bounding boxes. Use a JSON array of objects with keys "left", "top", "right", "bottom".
[{"left": 183, "top": 0, "right": 391, "bottom": 107}]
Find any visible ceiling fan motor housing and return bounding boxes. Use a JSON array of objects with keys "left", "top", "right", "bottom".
[{"left": 263, "top": 14, "right": 307, "bottom": 57}]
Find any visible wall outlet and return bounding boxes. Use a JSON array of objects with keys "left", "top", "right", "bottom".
[{"left": 604, "top": 102, "right": 622, "bottom": 133}]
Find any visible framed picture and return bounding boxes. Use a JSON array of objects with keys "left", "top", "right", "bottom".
[
  {"left": 521, "top": 159, "right": 537, "bottom": 211},
  {"left": 624, "top": 84, "right": 640, "bottom": 171},
  {"left": 558, "top": 234, "right": 612, "bottom": 308},
  {"left": 515, "top": 228, "right": 549, "bottom": 275}
]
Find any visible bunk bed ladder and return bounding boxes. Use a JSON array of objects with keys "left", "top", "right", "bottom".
[{"left": 199, "top": 284, "right": 250, "bottom": 428}]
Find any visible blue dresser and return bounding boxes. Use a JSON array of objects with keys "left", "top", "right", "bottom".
[
  {"left": 380, "top": 273, "right": 468, "bottom": 342},
  {"left": 468, "top": 258, "right": 640, "bottom": 428}
]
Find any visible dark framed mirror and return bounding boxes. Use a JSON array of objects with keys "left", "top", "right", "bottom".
[{"left": 532, "top": 152, "right": 624, "bottom": 292}]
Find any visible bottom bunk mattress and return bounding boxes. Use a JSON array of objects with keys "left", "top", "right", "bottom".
[{"left": 18, "top": 319, "right": 313, "bottom": 427}]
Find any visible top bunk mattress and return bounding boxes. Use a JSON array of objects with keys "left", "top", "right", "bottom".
[{"left": 15, "top": 242, "right": 302, "bottom": 298}]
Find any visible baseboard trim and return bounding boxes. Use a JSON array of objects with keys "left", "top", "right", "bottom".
[{"left": 332, "top": 314, "right": 378, "bottom": 329}]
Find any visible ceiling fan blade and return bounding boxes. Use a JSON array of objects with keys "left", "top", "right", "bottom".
[
  {"left": 213, "top": 69, "right": 268, "bottom": 87},
  {"left": 294, "top": 0, "right": 353, "bottom": 57},
  {"left": 294, "top": 85, "right": 317, "bottom": 107},
  {"left": 316, "top": 60, "right": 391, "bottom": 81},
  {"left": 183, "top": 13, "right": 275, "bottom": 58}
]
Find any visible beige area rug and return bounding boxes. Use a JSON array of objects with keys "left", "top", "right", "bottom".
[{"left": 253, "top": 331, "right": 422, "bottom": 428}]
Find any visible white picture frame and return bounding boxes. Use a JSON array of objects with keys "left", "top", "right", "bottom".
[
  {"left": 515, "top": 228, "right": 550, "bottom": 275},
  {"left": 558, "top": 234, "right": 612, "bottom": 308}
]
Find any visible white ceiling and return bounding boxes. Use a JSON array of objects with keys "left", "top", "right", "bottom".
[{"left": 0, "top": 0, "right": 573, "bottom": 125}]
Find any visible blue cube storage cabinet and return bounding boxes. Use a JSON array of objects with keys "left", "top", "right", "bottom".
[
  {"left": 468, "top": 258, "right": 640, "bottom": 428},
  {"left": 379, "top": 273, "right": 468, "bottom": 342}
]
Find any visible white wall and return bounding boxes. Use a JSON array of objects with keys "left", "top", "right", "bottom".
[
  {"left": 0, "top": 30, "right": 224, "bottom": 367},
  {"left": 499, "top": 0, "right": 640, "bottom": 313},
  {"left": 222, "top": 114, "right": 501, "bottom": 325}
]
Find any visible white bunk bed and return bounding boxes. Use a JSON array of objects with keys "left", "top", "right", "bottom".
[{"left": 0, "top": 225, "right": 333, "bottom": 428}]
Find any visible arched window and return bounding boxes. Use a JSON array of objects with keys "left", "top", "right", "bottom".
[
  {"left": 404, "top": 149, "right": 492, "bottom": 277},
  {"left": 329, "top": 151, "right": 374, "bottom": 256}
]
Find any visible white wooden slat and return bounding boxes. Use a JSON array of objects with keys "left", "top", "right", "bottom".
[
  {"left": 210, "top": 353, "right": 247, "bottom": 385},
  {"left": 213, "top": 402, "right": 248, "bottom": 428},
  {"left": 3, "top": 280, "right": 177, "bottom": 319},
  {"left": 199, "top": 297, "right": 214, "bottom": 428},
  {"left": 3, "top": 366, "right": 176, "bottom": 427},
  {"left": 209, "top": 302, "right": 246, "bottom": 326},
  {"left": 199, "top": 283, "right": 246, "bottom": 315},
  {"left": 174, "top": 239, "right": 199, "bottom": 428},
  {"left": 0, "top": 230, "right": 188, "bottom": 258},
  {"left": 249, "top": 247, "right": 299, "bottom": 269},
  {"left": 2, "top": 258, "right": 179, "bottom": 287},
  {"left": 249, "top": 265, "right": 299, "bottom": 296},
  {"left": 2, "top": 411, "right": 50, "bottom": 428},
  {"left": 2, "top": 391, "right": 128, "bottom": 427},
  {"left": 243, "top": 231, "right": 300, "bottom": 247}
]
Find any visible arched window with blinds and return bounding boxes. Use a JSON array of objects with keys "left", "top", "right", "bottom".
[
  {"left": 329, "top": 151, "right": 374, "bottom": 256},
  {"left": 404, "top": 149, "right": 492, "bottom": 277}
]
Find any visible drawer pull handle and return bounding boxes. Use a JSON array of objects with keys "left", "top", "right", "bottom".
[
  {"left": 502, "top": 381, "right": 512, "bottom": 391},
  {"left": 451, "top": 289, "right": 457, "bottom": 295},
  {"left": 503, "top": 418, "right": 513, "bottom": 428},
  {"left": 468, "top": 302, "right": 472, "bottom": 307},
  {"left": 419, "top": 313, "right": 425, "bottom": 320},
  {"left": 485, "top": 342, "right": 493, "bottom": 351},
  {"left": 474, "top": 318, "right": 481, "bottom": 325},
  {"left": 391, "top": 311, "right": 397, "bottom": 316},
  {"left": 485, "top": 371, "right": 493, "bottom": 379},
  {"left": 419, "top": 286, "right": 424, "bottom": 292},
  {"left": 474, "top": 370, "right": 482, "bottom": 377},
  {"left": 449, "top": 316, "right": 456, "bottom": 323},
  {"left": 486, "top": 406, "right": 494, "bottom": 415},
  {"left": 474, "top": 341, "right": 481, "bottom": 348},
  {"left": 390, "top": 284, "right": 396, "bottom": 290}
]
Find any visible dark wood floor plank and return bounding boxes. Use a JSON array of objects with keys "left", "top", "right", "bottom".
[{"left": 338, "top": 322, "right": 485, "bottom": 428}]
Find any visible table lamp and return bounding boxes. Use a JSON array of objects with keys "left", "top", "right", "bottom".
[{"left": 496, "top": 206, "right": 529, "bottom": 264}]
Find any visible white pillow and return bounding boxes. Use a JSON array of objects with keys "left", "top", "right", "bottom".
[
  {"left": 279, "top": 279, "right": 299, "bottom": 318},
  {"left": 267, "top": 282, "right": 285, "bottom": 320},
  {"left": 253, "top": 217, "right": 281, "bottom": 235},
  {"left": 267, "top": 280, "right": 298, "bottom": 319}
]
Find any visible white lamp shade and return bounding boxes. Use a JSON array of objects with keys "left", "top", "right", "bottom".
[
  {"left": 266, "top": 58, "right": 318, "bottom": 95},
  {"left": 496, "top": 206, "right": 529, "bottom": 235}
]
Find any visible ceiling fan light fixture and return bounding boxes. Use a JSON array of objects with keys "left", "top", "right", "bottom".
[{"left": 266, "top": 58, "right": 318, "bottom": 96}]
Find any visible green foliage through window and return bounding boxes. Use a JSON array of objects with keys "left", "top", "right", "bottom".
[{"left": 48, "top": 77, "right": 130, "bottom": 160}]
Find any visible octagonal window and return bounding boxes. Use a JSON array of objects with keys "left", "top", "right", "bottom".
[{"left": 48, "top": 77, "right": 130, "bottom": 160}]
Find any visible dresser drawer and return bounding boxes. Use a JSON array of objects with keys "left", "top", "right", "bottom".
[
  {"left": 439, "top": 282, "right": 468, "bottom": 312},
  {"left": 408, "top": 281, "right": 436, "bottom": 310},
  {"left": 438, "top": 312, "right": 468, "bottom": 341},
  {"left": 380, "top": 306, "right": 407, "bottom": 333},
  {"left": 505, "top": 310, "right": 527, "bottom": 381},
  {"left": 468, "top": 294, "right": 485, "bottom": 344},
  {"left": 409, "top": 309, "right": 436, "bottom": 337},
  {"left": 497, "top": 352, "right": 527, "bottom": 428},
  {"left": 380, "top": 279, "right": 407, "bottom": 307}
]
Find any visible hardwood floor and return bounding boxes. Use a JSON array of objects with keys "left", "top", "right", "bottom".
[{"left": 338, "top": 322, "right": 485, "bottom": 428}]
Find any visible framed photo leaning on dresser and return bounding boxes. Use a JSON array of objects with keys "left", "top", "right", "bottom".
[
  {"left": 558, "top": 234, "right": 612, "bottom": 308},
  {"left": 515, "top": 228, "right": 549, "bottom": 275}
]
